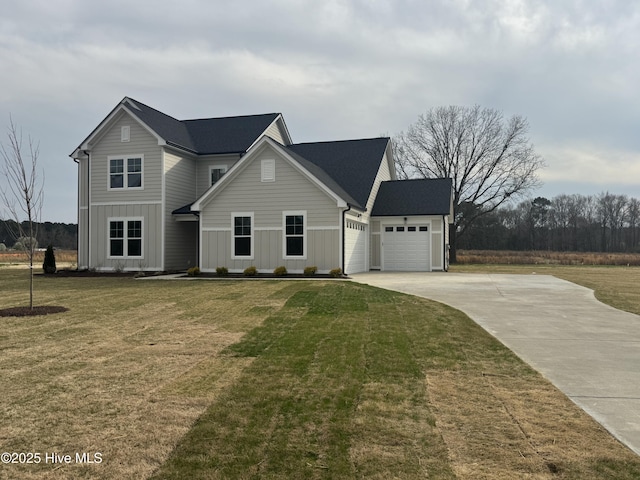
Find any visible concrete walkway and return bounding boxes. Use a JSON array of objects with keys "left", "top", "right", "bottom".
[{"left": 351, "top": 272, "right": 640, "bottom": 456}]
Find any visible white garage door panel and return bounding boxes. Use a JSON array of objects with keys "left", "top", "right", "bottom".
[
  {"left": 383, "top": 226, "right": 430, "bottom": 271},
  {"left": 345, "top": 224, "right": 366, "bottom": 274}
]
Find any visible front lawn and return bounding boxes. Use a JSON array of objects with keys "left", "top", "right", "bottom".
[{"left": 1, "top": 269, "right": 639, "bottom": 479}]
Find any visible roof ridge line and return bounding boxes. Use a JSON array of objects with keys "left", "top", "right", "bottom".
[
  {"left": 291, "top": 137, "right": 389, "bottom": 146},
  {"left": 182, "top": 112, "right": 280, "bottom": 122},
  {"left": 123, "top": 97, "right": 182, "bottom": 122}
]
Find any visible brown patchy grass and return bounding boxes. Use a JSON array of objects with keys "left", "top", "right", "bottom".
[
  {"left": 1, "top": 270, "right": 640, "bottom": 479},
  {"left": 0, "top": 272, "right": 288, "bottom": 479},
  {"left": 0, "top": 249, "right": 77, "bottom": 267},
  {"left": 427, "top": 372, "right": 640, "bottom": 479},
  {"left": 458, "top": 249, "right": 640, "bottom": 266}
]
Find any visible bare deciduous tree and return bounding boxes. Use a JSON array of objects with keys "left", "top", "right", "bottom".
[
  {"left": 1, "top": 117, "right": 44, "bottom": 309},
  {"left": 395, "top": 105, "right": 544, "bottom": 262}
]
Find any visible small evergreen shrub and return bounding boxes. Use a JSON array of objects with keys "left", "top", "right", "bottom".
[
  {"left": 216, "top": 266, "right": 229, "bottom": 276},
  {"left": 42, "top": 245, "right": 57, "bottom": 274},
  {"left": 273, "top": 266, "right": 288, "bottom": 276},
  {"left": 304, "top": 266, "right": 318, "bottom": 276},
  {"left": 329, "top": 267, "right": 343, "bottom": 278},
  {"left": 187, "top": 266, "right": 201, "bottom": 276},
  {"left": 244, "top": 266, "right": 258, "bottom": 276}
]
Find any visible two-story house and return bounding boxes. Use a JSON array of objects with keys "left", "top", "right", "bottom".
[{"left": 71, "top": 97, "right": 453, "bottom": 274}]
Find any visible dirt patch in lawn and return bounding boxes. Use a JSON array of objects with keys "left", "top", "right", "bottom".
[{"left": 0, "top": 305, "right": 68, "bottom": 316}]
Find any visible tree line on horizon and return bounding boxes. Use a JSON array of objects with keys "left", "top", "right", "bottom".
[
  {"left": 458, "top": 192, "right": 640, "bottom": 253},
  {"left": 0, "top": 220, "right": 77, "bottom": 251}
]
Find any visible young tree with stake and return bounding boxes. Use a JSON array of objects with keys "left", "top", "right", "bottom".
[{"left": 0, "top": 117, "right": 44, "bottom": 309}]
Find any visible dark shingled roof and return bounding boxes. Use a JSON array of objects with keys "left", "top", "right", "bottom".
[
  {"left": 372, "top": 178, "right": 453, "bottom": 216},
  {"left": 171, "top": 203, "right": 195, "bottom": 215},
  {"left": 286, "top": 138, "right": 390, "bottom": 210},
  {"left": 125, "top": 98, "right": 280, "bottom": 154}
]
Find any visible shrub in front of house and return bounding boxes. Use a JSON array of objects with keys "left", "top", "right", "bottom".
[
  {"left": 42, "top": 245, "right": 57, "bottom": 274},
  {"left": 187, "top": 266, "right": 201, "bottom": 276},
  {"left": 329, "top": 267, "right": 343, "bottom": 278},
  {"left": 273, "top": 266, "right": 287, "bottom": 276},
  {"left": 244, "top": 266, "right": 258, "bottom": 276},
  {"left": 304, "top": 266, "right": 318, "bottom": 276},
  {"left": 216, "top": 266, "right": 229, "bottom": 276}
]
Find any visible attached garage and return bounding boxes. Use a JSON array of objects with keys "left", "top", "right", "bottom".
[
  {"left": 371, "top": 179, "right": 453, "bottom": 272},
  {"left": 382, "top": 225, "right": 430, "bottom": 271}
]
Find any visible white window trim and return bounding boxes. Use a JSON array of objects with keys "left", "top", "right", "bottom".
[
  {"left": 261, "top": 159, "right": 275, "bottom": 182},
  {"left": 231, "top": 212, "right": 254, "bottom": 259},
  {"left": 121, "top": 126, "right": 130, "bottom": 142},
  {"left": 107, "top": 216, "right": 144, "bottom": 259},
  {"left": 107, "top": 154, "right": 144, "bottom": 190},
  {"left": 209, "top": 164, "right": 227, "bottom": 186},
  {"left": 283, "top": 210, "right": 307, "bottom": 259}
]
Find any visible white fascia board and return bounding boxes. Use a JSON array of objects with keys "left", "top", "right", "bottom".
[
  {"left": 78, "top": 103, "right": 166, "bottom": 151},
  {"left": 269, "top": 139, "right": 348, "bottom": 208},
  {"left": 246, "top": 114, "right": 293, "bottom": 151},
  {"left": 120, "top": 105, "right": 167, "bottom": 147},
  {"left": 191, "top": 136, "right": 349, "bottom": 211},
  {"left": 274, "top": 113, "right": 293, "bottom": 145},
  {"left": 190, "top": 146, "right": 255, "bottom": 211}
]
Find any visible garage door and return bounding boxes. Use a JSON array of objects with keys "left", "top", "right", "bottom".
[
  {"left": 345, "top": 221, "right": 366, "bottom": 274},
  {"left": 383, "top": 225, "right": 430, "bottom": 271}
]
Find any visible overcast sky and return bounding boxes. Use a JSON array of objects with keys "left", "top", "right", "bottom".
[{"left": 1, "top": 0, "right": 639, "bottom": 223}]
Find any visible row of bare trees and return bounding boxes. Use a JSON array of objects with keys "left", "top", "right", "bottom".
[{"left": 458, "top": 193, "right": 640, "bottom": 253}]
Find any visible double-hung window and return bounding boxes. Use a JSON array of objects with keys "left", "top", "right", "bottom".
[
  {"left": 109, "top": 218, "right": 143, "bottom": 258},
  {"left": 284, "top": 211, "right": 306, "bottom": 258},
  {"left": 232, "top": 214, "right": 253, "bottom": 258},
  {"left": 109, "top": 155, "right": 143, "bottom": 189},
  {"left": 210, "top": 165, "right": 227, "bottom": 186}
]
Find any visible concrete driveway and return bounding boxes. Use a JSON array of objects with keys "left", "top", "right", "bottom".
[{"left": 351, "top": 272, "right": 640, "bottom": 456}]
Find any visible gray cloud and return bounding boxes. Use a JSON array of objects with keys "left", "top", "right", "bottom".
[{"left": 1, "top": 0, "right": 639, "bottom": 222}]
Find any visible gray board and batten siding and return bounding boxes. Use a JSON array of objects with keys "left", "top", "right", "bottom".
[{"left": 199, "top": 142, "right": 342, "bottom": 273}]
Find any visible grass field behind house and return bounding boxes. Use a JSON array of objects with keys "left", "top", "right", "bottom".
[
  {"left": 457, "top": 249, "right": 640, "bottom": 266},
  {"left": 0, "top": 249, "right": 77, "bottom": 268},
  {"left": 1, "top": 262, "right": 640, "bottom": 478},
  {"left": 455, "top": 250, "right": 640, "bottom": 316}
]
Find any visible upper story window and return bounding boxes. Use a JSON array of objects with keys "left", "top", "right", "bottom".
[
  {"left": 210, "top": 165, "right": 227, "bottom": 186},
  {"left": 109, "top": 155, "right": 143, "bottom": 190}
]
